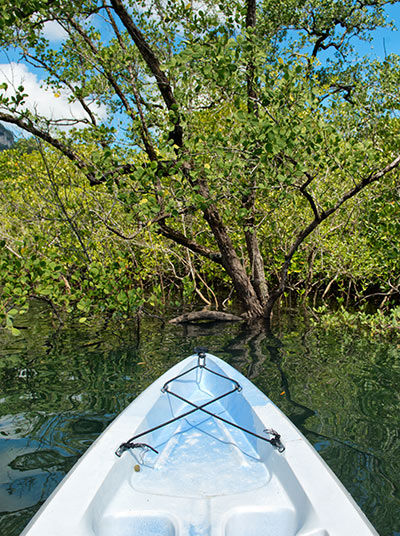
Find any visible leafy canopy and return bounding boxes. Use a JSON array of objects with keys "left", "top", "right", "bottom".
[{"left": 0, "top": 0, "right": 399, "bottom": 320}]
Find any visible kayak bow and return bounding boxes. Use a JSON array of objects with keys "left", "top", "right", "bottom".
[{"left": 21, "top": 351, "right": 379, "bottom": 536}]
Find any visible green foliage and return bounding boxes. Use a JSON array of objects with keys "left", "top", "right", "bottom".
[
  {"left": 0, "top": 0, "right": 399, "bottom": 322},
  {"left": 0, "top": 0, "right": 56, "bottom": 31},
  {"left": 0, "top": 147, "right": 222, "bottom": 329}
]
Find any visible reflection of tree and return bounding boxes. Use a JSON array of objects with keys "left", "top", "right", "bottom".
[
  {"left": 223, "top": 320, "right": 269, "bottom": 379},
  {"left": 264, "top": 332, "right": 316, "bottom": 431},
  {"left": 0, "top": 503, "right": 39, "bottom": 536},
  {"left": 220, "top": 320, "right": 317, "bottom": 435},
  {"left": 221, "top": 321, "right": 378, "bottom": 465}
]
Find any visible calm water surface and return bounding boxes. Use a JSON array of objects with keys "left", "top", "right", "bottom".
[{"left": 0, "top": 304, "right": 399, "bottom": 535}]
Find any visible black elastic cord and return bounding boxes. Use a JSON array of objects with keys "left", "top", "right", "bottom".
[
  {"left": 116, "top": 385, "right": 239, "bottom": 456},
  {"left": 166, "top": 389, "right": 285, "bottom": 452},
  {"left": 161, "top": 363, "right": 241, "bottom": 393},
  {"left": 115, "top": 353, "right": 285, "bottom": 457}
]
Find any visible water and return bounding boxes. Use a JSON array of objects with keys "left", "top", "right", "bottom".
[{"left": 0, "top": 303, "right": 399, "bottom": 535}]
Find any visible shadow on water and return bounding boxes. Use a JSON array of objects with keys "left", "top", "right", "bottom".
[{"left": 0, "top": 303, "right": 399, "bottom": 535}]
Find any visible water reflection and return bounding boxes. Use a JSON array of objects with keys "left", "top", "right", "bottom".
[{"left": 0, "top": 307, "right": 399, "bottom": 536}]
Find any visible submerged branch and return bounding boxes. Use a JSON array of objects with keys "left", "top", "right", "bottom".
[{"left": 169, "top": 310, "right": 242, "bottom": 324}]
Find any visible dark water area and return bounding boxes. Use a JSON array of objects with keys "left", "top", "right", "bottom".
[{"left": 0, "top": 302, "right": 399, "bottom": 536}]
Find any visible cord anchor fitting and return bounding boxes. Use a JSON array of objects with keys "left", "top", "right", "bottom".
[
  {"left": 115, "top": 442, "right": 159, "bottom": 458},
  {"left": 265, "top": 429, "right": 285, "bottom": 453},
  {"left": 194, "top": 346, "right": 208, "bottom": 367}
]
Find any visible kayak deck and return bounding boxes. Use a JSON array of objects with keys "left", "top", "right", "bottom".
[
  {"left": 90, "top": 361, "right": 322, "bottom": 536},
  {"left": 132, "top": 413, "right": 269, "bottom": 496},
  {"left": 95, "top": 421, "right": 299, "bottom": 536}
]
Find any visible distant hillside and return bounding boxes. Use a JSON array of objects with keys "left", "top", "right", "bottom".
[{"left": 0, "top": 124, "right": 15, "bottom": 151}]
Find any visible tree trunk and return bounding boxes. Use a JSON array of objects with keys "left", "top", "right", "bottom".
[
  {"left": 242, "top": 0, "right": 269, "bottom": 307},
  {"left": 245, "top": 229, "right": 269, "bottom": 305},
  {"left": 202, "top": 204, "right": 264, "bottom": 318}
]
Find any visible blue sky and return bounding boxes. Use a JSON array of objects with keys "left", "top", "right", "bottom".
[{"left": 354, "top": 3, "right": 400, "bottom": 57}]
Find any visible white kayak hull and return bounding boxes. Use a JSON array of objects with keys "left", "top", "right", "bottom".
[{"left": 21, "top": 353, "right": 379, "bottom": 536}]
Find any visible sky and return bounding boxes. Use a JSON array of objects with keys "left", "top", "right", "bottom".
[
  {"left": 0, "top": 3, "right": 400, "bottom": 138},
  {"left": 0, "top": 19, "right": 107, "bottom": 135},
  {"left": 353, "top": 4, "right": 400, "bottom": 57}
]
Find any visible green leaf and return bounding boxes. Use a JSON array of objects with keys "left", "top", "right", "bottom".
[{"left": 11, "top": 327, "right": 21, "bottom": 337}]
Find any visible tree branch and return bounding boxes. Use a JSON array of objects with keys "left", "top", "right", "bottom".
[
  {"left": 110, "top": 0, "right": 183, "bottom": 147},
  {"left": 322, "top": 153, "right": 400, "bottom": 220},
  {"left": 65, "top": 17, "right": 138, "bottom": 124},
  {"left": 0, "top": 111, "right": 87, "bottom": 168},
  {"left": 169, "top": 310, "right": 242, "bottom": 324},
  {"left": 299, "top": 173, "right": 320, "bottom": 220},
  {"left": 37, "top": 142, "right": 92, "bottom": 263},
  {"left": 245, "top": 0, "right": 258, "bottom": 116},
  {"left": 103, "top": 3, "right": 158, "bottom": 162},
  {"left": 23, "top": 51, "right": 98, "bottom": 126},
  {"left": 241, "top": 0, "right": 268, "bottom": 304},
  {"left": 266, "top": 153, "right": 400, "bottom": 313},
  {"left": 157, "top": 220, "right": 223, "bottom": 265}
]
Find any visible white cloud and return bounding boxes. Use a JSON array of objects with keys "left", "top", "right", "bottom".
[
  {"left": 41, "top": 21, "right": 69, "bottom": 42},
  {"left": 0, "top": 62, "right": 106, "bottom": 129}
]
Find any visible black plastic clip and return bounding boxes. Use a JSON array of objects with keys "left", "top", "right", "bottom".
[
  {"left": 265, "top": 428, "right": 285, "bottom": 453},
  {"left": 115, "top": 442, "right": 159, "bottom": 458},
  {"left": 194, "top": 346, "right": 208, "bottom": 367}
]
